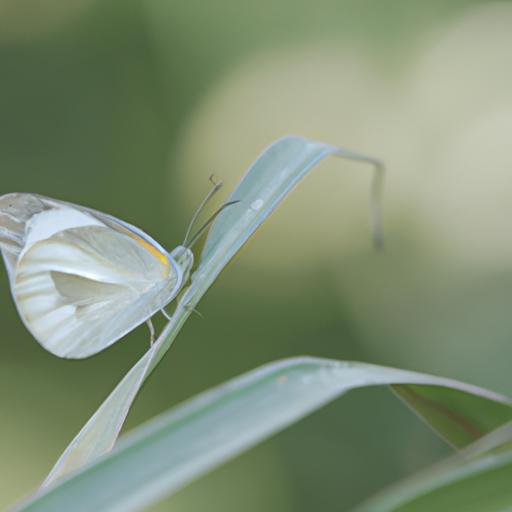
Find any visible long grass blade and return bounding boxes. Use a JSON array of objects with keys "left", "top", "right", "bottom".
[{"left": 15, "top": 357, "right": 512, "bottom": 512}]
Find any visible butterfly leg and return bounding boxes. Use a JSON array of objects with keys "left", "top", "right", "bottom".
[
  {"left": 179, "top": 301, "right": 204, "bottom": 319},
  {"left": 190, "top": 307, "right": 204, "bottom": 319},
  {"left": 146, "top": 319, "right": 155, "bottom": 346},
  {"left": 161, "top": 308, "right": 173, "bottom": 321},
  {"left": 163, "top": 303, "right": 203, "bottom": 319}
]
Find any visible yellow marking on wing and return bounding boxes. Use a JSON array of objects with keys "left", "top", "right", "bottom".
[
  {"left": 123, "top": 232, "right": 170, "bottom": 275},
  {"left": 105, "top": 221, "right": 170, "bottom": 274},
  {"left": 136, "top": 237, "right": 170, "bottom": 269}
]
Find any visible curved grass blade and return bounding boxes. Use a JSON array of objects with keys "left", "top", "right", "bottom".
[
  {"left": 15, "top": 357, "right": 512, "bottom": 512},
  {"left": 352, "top": 417, "right": 512, "bottom": 512},
  {"left": 391, "top": 385, "right": 512, "bottom": 450},
  {"left": 43, "top": 136, "right": 384, "bottom": 484},
  {"left": 461, "top": 420, "right": 512, "bottom": 458},
  {"left": 351, "top": 446, "right": 512, "bottom": 512}
]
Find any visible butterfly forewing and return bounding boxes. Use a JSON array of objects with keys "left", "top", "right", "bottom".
[{"left": 0, "top": 194, "right": 51, "bottom": 279}]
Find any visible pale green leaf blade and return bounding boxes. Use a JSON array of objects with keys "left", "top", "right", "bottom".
[
  {"left": 44, "top": 136, "right": 383, "bottom": 484},
  {"left": 351, "top": 448, "right": 512, "bottom": 512},
  {"left": 42, "top": 347, "right": 155, "bottom": 485},
  {"left": 391, "top": 384, "right": 512, "bottom": 449},
  {"left": 14, "top": 357, "right": 512, "bottom": 512},
  {"left": 461, "top": 420, "right": 512, "bottom": 458},
  {"left": 199, "top": 135, "right": 384, "bottom": 276}
]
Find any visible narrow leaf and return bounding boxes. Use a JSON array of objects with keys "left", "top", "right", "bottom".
[
  {"left": 391, "top": 385, "right": 512, "bottom": 449},
  {"left": 15, "top": 357, "right": 512, "bottom": 512},
  {"left": 352, "top": 447, "right": 512, "bottom": 512},
  {"left": 461, "top": 420, "right": 512, "bottom": 458},
  {"left": 44, "top": 136, "right": 383, "bottom": 483}
]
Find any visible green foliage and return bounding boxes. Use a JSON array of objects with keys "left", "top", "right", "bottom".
[
  {"left": 12, "top": 358, "right": 512, "bottom": 512},
  {"left": 41, "top": 136, "right": 383, "bottom": 484},
  {"left": 9, "top": 138, "right": 512, "bottom": 512}
]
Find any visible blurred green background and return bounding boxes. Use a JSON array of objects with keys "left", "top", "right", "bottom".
[{"left": 2, "top": 0, "right": 512, "bottom": 510}]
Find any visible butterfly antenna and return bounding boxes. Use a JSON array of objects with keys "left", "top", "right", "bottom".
[
  {"left": 185, "top": 200, "right": 240, "bottom": 249},
  {"left": 183, "top": 174, "right": 223, "bottom": 247}
]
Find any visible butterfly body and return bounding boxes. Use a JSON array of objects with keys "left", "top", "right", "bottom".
[{"left": 0, "top": 193, "right": 193, "bottom": 358}]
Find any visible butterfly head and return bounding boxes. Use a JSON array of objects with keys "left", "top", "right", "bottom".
[{"left": 169, "top": 245, "right": 194, "bottom": 286}]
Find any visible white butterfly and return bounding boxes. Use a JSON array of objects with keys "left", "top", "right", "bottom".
[{"left": 0, "top": 193, "right": 205, "bottom": 359}]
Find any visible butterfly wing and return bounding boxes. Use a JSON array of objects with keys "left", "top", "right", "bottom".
[
  {"left": 0, "top": 194, "right": 183, "bottom": 358},
  {"left": 0, "top": 193, "right": 49, "bottom": 280}
]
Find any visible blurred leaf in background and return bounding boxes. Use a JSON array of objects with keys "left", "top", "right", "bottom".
[{"left": 2, "top": 0, "right": 512, "bottom": 511}]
